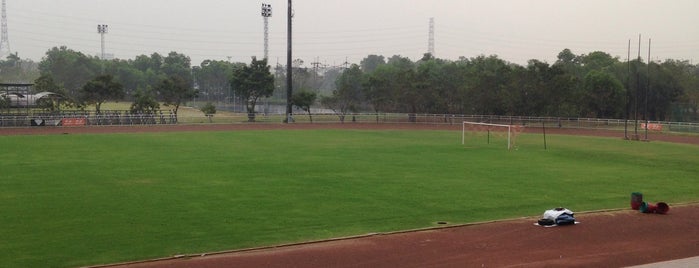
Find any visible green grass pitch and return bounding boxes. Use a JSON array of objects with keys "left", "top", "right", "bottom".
[{"left": 1, "top": 129, "right": 698, "bottom": 267}]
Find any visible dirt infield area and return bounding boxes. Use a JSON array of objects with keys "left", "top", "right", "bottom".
[{"left": 3, "top": 123, "right": 698, "bottom": 267}]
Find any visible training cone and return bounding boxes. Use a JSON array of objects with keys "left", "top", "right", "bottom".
[
  {"left": 655, "top": 202, "right": 670, "bottom": 214},
  {"left": 639, "top": 202, "right": 658, "bottom": 213}
]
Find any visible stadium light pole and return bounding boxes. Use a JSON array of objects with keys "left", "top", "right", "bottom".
[
  {"left": 97, "top": 24, "right": 108, "bottom": 74},
  {"left": 97, "top": 24, "right": 108, "bottom": 60},
  {"left": 285, "top": 0, "right": 293, "bottom": 123},
  {"left": 261, "top": 3, "right": 272, "bottom": 60}
]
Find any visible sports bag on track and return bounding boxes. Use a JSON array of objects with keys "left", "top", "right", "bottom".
[{"left": 539, "top": 207, "right": 575, "bottom": 226}]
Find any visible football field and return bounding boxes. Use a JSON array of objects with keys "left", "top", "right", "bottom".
[{"left": 1, "top": 128, "right": 698, "bottom": 267}]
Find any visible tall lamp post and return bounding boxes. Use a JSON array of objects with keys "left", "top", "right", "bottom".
[
  {"left": 97, "top": 24, "right": 108, "bottom": 60},
  {"left": 261, "top": 3, "right": 272, "bottom": 60}
]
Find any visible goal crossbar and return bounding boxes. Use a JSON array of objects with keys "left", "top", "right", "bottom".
[{"left": 462, "top": 121, "right": 522, "bottom": 150}]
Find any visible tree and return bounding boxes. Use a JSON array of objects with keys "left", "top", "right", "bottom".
[
  {"left": 79, "top": 75, "right": 125, "bottom": 113},
  {"left": 414, "top": 58, "right": 464, "bottom": 115},
  {"left": 130, "top": 88, "right": 160, "bottom": 114},
  {"left": 133, "top": 53, "right": 163, "bottom": 73},
  {"left": 579, "top": 51, "right": 618, "bottom": 74},
  {"left": 104, "top": 59, "right": 146, "bottom": 97},
  {"left": 200, "top": 102, "right": 217, "bottom": 123},
  {"left": 464, "top": 55, "right": 512, "bottom": 115},
  {"left": 648, "top": 60, "right": 686, "bottom": 120},
  {"left": 230, "top": 57, "right": 274, "bottom": 122},
  {"left": 291, "top": 90, "right": 317, "bottom": 122},
  {"left": 515, "top": 60, "right": 579, "bottom": 117},
  {"left": 556, "top": 48, "right": 578, "bottom": 66},
  {"left": 323, "top": 64, "right": 364, "bottom": 122},
  {"left": 364, "top": 64, "right": 397, "bottom": 118},
  {"left": 34, "top": 74, "right": 62, "bottom": 93},
  {"left": 34, "top": 74, "right": 71, "bottom": 111},
  {"left": 673, "top": 62, "right": 699, "bottom": 121},
  {"left": 548, "top": 65, "right": 580, "bottom": 117},
  {"left": 360, "top": 55, "right": 385, "bottom": 73},
  {"left": 291, "top": 65, "right": 319, "bottom": 97},
  {"left": 582, "top": 70, "right": 625, "bottom": 118},
  {"left": 133, "top": 53, "right": 166, "bottom": 89},
  {"left": 193, "top": 60, "right": 236, "bottom": 103},
  {"left": 154, "top": 75, "right": 197, "bottom": 116},
  {"left": 275, "top": 59, "right": 321, "bottom": 100},
  {"left": 0, "top": 53, "right": 40, "bottom": 83},
  {"left": 383, "top": 56, "right": 417, "bottom": 114},
  {"left": 147, "top": 53, "right": 194, "bottom": 118},
  {"left": 162, "top": 52, "right": 193, "bottom": 84},
  {"left": 39, "top": 46, "right": 100, "bottom": 97}
]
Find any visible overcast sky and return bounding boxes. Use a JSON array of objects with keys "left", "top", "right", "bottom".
[{"left": 7, "top": 0, "right": 699, "bottom": 67}]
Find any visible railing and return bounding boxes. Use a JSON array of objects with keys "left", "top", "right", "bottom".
[
  {"left": 2, "top": 111, "right": 698, "bottom": 134},
  {"left": 0, "top": 110, "right": 177, "bottom": 127},
  {"left": 178, "top": 113, "right": 699, "bottom": 134}
]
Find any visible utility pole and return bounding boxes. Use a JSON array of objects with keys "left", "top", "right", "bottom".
[
  {"left": 97, "top": 24, "right": 108, "bottom": 60},
  {"left": 0, "top": 0, "right": 11, "bottom": 59},
  {"left": 624, "top": 39, "right": 631, "bottom": 140},
  {"left": 311, "top": 57, "right": 320, "bottom": 82},
  {"left": 645, "top": 38, "right": 651, "bottom": 141},
  {"left": 285, "top": 0, "right": 293, "bottom": 123},
  {"left": 261, "top": 3, "right": 272, "bottom": 60},
  {"left": 634, "top": 34, "right": 641, "bottom": 139}
]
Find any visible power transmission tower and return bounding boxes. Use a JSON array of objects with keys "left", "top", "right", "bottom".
[
  {"left": 97, "top": 24, "right": 108, "bottom": 60},
  {"left": 428, "top": 17, "right": 435, "bottom": 57},
  {"left": 261, "top": 3, "right": 272, "bottom": 60},
  {"left": 0, "top": 0, "right": 11, "bottom": 59},
  {"left": 311, "top": 57, "right": 321, "bottom": 79}
]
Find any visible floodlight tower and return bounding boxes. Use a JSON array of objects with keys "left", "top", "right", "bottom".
[
  {"left": 0, "top": 0, "right": 11, "bottom": 59},
  {"left": 261, "top": 3, "right": 272, "bottom": 60},
  {"left": 428, "top": 18, "right": 435, "bottom": 57},
  {"left": 97, "top": 24, "right": 108, "bottom": 60}
]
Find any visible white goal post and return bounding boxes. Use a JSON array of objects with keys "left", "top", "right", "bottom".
[{"left": 462, "top": 121, "right": 525, "bottom": 150}]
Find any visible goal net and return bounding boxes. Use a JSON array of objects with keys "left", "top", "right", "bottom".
[{"left": 462, "top": 121, "right": 525, "bottom": 150}]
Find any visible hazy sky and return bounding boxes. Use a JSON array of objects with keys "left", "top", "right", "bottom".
[{"left": 7, "top": 0, "right": 699, "bottom": 67}]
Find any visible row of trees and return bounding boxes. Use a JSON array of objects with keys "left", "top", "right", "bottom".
[
  {"left": 326, "top": 51, "right": 698, "bottom": 122},
  {"left": 0, "top": 47, "right": 207, "bottom": 115},
  {"left": 1, "top": 46, "right": 698, "bottom": 122},
  {"left": 34, "top": 47, "right": 198, "bottom": 114},
  {"left": 0, "top": 46, "right": 320, "bottom": 121}
]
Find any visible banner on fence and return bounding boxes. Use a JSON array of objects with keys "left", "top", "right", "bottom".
[
  {"left": 31, "top": 119, "right": 45, "bottom": 126},
  {"left": 641, "top": 123, "right": 663, "bottom": 131},
  {"left": 61, "top": 118, "right": 86, "bottom": 127}
]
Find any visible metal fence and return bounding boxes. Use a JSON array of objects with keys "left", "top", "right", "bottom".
[
  {"left": 0, "top": 110, "right": 177, "bottom": 127},
  {"left": 173, "top": 112, "right": 699, "bottom": 134},
  {"left": 2, "top": 110, "right": 698, "bottom": 134}
]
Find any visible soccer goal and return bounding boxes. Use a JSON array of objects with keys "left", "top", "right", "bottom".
[{"left": 462, "top": 121, "right": 525, "bottom": 150}]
